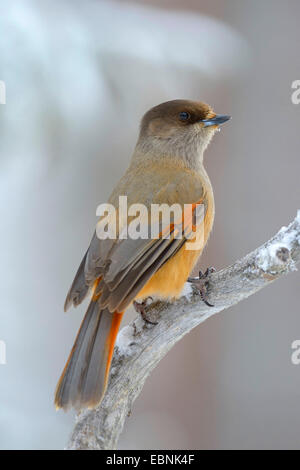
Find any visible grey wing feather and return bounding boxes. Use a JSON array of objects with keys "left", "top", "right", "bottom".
[
  {"left": 64, "top": 233, "right": 116, "bottom": 311},
  {"left": 65, "top": 198, "right": 200, "bottom": 314},
  {"left": 64, "top": 250, "right": 89, "bottom": 312},
  {"left": 98, "top": 230, "right": 186, "bottom": 312}
]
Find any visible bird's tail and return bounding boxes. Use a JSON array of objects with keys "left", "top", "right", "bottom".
[{"left": 55, "top": 297, "right": 123, "bottom": 411}]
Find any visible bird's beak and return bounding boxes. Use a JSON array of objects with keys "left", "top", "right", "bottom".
[{"left": 202, "top": 114, "right": 231, "bottom": 128}]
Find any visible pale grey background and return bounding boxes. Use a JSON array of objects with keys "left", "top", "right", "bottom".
[{"left": 0, "top": 0, "right": 299, "bottom": 449}]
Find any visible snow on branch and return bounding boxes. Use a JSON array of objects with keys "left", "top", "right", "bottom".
[{"left": 66, "top": 211, "right": 300, "bottom": 450}]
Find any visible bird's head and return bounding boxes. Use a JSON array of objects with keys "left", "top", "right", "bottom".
[{"left": 136, "top": 99, "right": 230, "bottom": 169}]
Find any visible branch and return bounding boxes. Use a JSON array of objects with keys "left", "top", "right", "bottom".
[{"left": 66, "top": 211, "right": 300, "bottom": 450}]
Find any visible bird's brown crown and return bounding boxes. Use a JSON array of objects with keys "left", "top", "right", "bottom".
[{"left": 140, "top": 99, "right": 215, "bottom": 137}]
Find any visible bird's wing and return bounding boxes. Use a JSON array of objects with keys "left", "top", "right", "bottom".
[
  {"left": 64, "top": 168, "right": 205, "bottom": 312},
  {"left": 65, "top": 200, "right": 204, "bottom": 313}
]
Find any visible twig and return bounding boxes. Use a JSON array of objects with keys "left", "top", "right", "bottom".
[{"left": 66, "top": 211, "right": 300, "bottom": 450}]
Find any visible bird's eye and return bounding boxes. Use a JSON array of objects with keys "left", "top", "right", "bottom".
[{"left": 179, "top": 111, "right": 190, "bottom": 122}]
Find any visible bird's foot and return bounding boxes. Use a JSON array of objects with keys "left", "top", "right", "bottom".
[
  {"left": 133, "top": 297, "right": 158, "bottom": 325},
  {"left": 188, "top": 267, "right": 216, "bottom": 307}
]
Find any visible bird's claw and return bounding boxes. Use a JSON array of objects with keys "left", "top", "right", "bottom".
[
  {"left": 188, "top": 267, "right": 216, "bottom": 307},
  {"left": 133, "top": 298, "right": 158, "bottom": 325}
]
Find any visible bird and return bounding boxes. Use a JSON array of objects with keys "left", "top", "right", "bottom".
[{"left": 54, "top": 99, "right": 231, "bottom": 411}]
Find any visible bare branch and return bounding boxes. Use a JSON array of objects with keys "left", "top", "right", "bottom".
[{"left": 66, "top": 211, "right": 300, "bottom": 450}]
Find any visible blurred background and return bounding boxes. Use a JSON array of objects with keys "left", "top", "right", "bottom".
[{"left": 0, "top": 0, "right": 299, "bottom": 450}]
